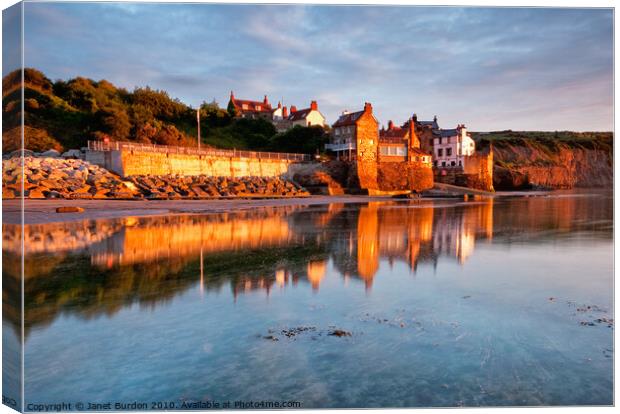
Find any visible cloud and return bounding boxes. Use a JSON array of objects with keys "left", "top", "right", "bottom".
[{"left": 21, "top": 4, "right": 613, "bottom": 131}]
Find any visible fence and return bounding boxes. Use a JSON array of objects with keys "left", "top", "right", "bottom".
[{"left": 87, "top": 141, "right": 312, "bottom": 162}]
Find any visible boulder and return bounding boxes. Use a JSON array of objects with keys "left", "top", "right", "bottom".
[
  {"left": 40, "top": 149, "right": 61, "bottom": 158},
  {"left": 61, "top": 149, "right": 83, "bottom": 159}
]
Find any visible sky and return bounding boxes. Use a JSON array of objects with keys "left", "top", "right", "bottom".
[{"left": 12, "top": 2, "right": 614, "bottom": 131}]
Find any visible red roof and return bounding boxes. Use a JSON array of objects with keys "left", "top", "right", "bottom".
[
  {"left": 380, "top": 127, "right": 408, "bottom": 140},
  {"left": 231, "top": 98, "right": 273, "bottom": 114}
]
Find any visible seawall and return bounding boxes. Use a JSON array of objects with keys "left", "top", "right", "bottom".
[{"left": 84, "top": 142, "right": 311, "bottom": 179}]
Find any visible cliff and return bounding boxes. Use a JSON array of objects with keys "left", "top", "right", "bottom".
[{"left": 472, "top": 132, "right": 613, "bottom": 190}]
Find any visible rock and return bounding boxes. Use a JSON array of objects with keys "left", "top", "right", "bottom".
[
  {"left": 40, "top": 149, "right": 61, "bottom": 158},
  {"left": 25, "top": 189, "right": 46, "bottom": 199},
  {"left": 328, "top": 329, "right": 352, "bottom": 337},
  {"left": 56, "top": 206, "right": 85, "bottom": 213},
  {"left": 7, "top": 149, "right": 35, "bottom": 158},
  {"left": 61, "top": 149, "right": 82, "bottom": 159}
]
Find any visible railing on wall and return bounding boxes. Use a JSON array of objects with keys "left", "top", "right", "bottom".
[{"left": 87, "top": 141, "right": 312, "bottom": 162}]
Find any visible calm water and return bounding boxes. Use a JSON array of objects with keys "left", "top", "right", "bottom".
[{"left": 3, "top": 192, "right": 614, "bottom": 408}]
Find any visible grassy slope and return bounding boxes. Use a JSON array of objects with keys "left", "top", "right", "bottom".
[{"left": 471, "top": 130, "right": 613, "bottom": 152}]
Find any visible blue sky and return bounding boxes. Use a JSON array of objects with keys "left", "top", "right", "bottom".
[{"left": 19, "top": 2, "right": 613, "bottom": 131}]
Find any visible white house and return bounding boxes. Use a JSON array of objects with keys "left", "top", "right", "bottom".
[
  {"left": 433, "top": 124, "right": 476, "bottom": 168},
  {"left": 287, "top": 101, "right": 326, "bottom": 128}
]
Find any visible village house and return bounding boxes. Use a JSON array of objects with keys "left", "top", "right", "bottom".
[
  {"left": 326, "top": 103, "right": 434, "bottom": 194},
  {"left": 227, "top": 91, "right": 273, "bottom": 119},
  {"left": 273, "top": 100, "right": 326, "bottom": 132},
  {"left": 287, "top": 101, "right": 326, "bottom": 128},
  {"left": 412, "top": 114, "right": 440, "bottom": 154},
  {"left": 379, "top": 119, "right": 432, "bottom": 165},
  {"left": 432, "top": 124, "right": 476, "bottom": 168},
  {"left": 326, "top": 103, "right": 379, "bottom": 161}
]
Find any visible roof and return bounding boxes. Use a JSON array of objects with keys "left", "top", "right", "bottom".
[
  {"left": 418, "top": 120, "right": 438, "bottom": 127},
  {"left": 439, "top": 128, "right": 458, "bottom": 137},
  {"left": 410, "top": 147, "right": 432, "bottom": 156},
  {"left": 332, "top": 110, "right": 365, "bottom": 127},
  {"left": 379, "top": 127, "right": 408, "bottom": 140},
  {"left": 288, "top": 108, "right": 312, "bottom": 121},
  {"left": 231, "top": 98, "right": 272, "bottom": 114}
]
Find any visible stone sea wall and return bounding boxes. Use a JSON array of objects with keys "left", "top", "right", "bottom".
[
  {"left": 434, "top": 151, "right": 494, "bottom": 192},
  {"left": 2, "top": 156, "right": 309, "bottom": 199},
  {"left": 85, "top": 148, "right": 305, "bottom": 179}
]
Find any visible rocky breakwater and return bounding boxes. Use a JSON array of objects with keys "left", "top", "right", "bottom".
[
  {"left": 2, "top": 156, "right": 141, "bottom": 199},
  {"left": 2, "top": 156, "right": 310, "bottom": 199},
  {"left": 127, "top": 175, "right": 309, "bottom": 198}
]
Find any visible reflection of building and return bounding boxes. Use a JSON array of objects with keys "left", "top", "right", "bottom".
[
  {"left": 10, "top": 196, "right": 614, "bottom": 338},
  {"left": 307, "top": 260, "right": 327, "bottom": 290},
  {"left": 332, "top": 200, "right": 495, "bottom": 288},
  {"left": 431, "top": 201, "right": 493, "bottom": 264},
  {"left": 357, "top": 204, "right": 379, "bottom": 290}
]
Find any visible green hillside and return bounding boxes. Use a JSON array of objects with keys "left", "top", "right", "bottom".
[
  {"left": 2, "top": 68, "right": 327, "bottom": 154},
  {"left": 471, "top": 130, "right": 613, "bottom": 153}
]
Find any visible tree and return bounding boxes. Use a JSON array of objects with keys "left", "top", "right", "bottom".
[
  {"left": 200, "top": 100, "right": 231, "bottom": 128},
  {"left": 95, "top": 105, "right": 131, "bottom": 140},
  {"left": 227, "top": 99, "right": 237, "bottom": 117},
  {"left": 269, "top": 125, "right": 328, "bottom": 154}
]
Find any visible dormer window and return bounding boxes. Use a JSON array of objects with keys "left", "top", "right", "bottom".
[
  {"left": 242, "top": 104, "right": 248, "bottom": 110},
  {"left": 256, "top": 105, "right": 261, "bottom": 111}
]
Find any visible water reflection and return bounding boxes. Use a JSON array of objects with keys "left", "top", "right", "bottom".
[{"left": 2, "top": 193, "right": 612, "bottom": 337}]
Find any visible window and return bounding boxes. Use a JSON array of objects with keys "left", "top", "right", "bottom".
[
  {"left": 451, "top": 161, "right": 456, "bottom": 166},
  {"left": 335, "top": 128, "right": 341, "bottom": 136},
  {"left": 442, "top": 161, "right": 446, "bottom": 167},
  {"left": 256, "top": 105, "right": 261, "bottom": 111},
  {"left": 438, "top": 148, "right": 443, "bottom": 157},
  {"left": 446, "top": 148, "right": 452, "bottom": 156},
  {"left": 242, "top": 104, "right": 248, "bottom": 110},
  {"left": 459, "top": 160, "right": 462, "bottom": 166}
]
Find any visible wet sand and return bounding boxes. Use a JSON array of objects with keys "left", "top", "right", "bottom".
[
  {"left": 2, "top": 190, "right": 560, "bottom": 225},
  {"left": 2, "top": 196, "right": 401, "bottom": 225}
]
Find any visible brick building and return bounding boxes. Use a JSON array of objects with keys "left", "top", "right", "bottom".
[
  {"left": 378, "top": 119, "right": 431, "bottom": 165},
  {"left": 326, "top": 102, "right": 379, "bottom": 161},
  {"left": 326, "top": 103, "right": 434, "bottom": 194},
  {"left": 228, "top": 91, "right": 273, "bottom": 119}
]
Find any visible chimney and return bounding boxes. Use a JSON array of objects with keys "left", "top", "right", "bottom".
[
  {"left": 277, "top": 101, "right": 282, "bottom": 109},
  {"left": 290, "top": 105, "right": 297, "bottom": 113},
  {"left": 412, "top": 113, "right": 418, "bottom": 122},
  {"left": 263, "top": 95, "right": 269, "bottom": 105},
  {"left": 364, "top": 102, "right": 373, "bottom": 113},
  {"left": 282, "top": 106, "right": 288, "bottom": 118},
  {"left": 388, "top": 120, "right": 394, "bottom": 130},
  {"left": 342, "top": 110, "right": 350, "bottom": 115},
  {"left": 230, "top": 90, "right": 235, "bottom": 100},
  {"left": 433, "top": 115, "right": 438, "bottom": 122},
  {"left": 310, "top": 100, "right": 318, "bottom": 111}
]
